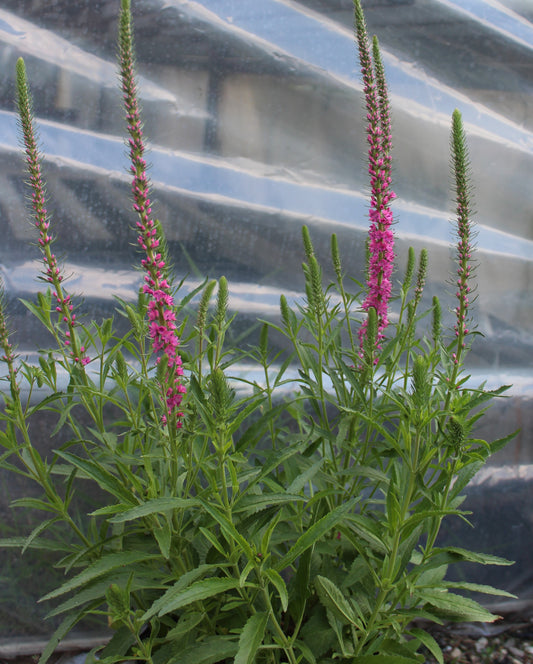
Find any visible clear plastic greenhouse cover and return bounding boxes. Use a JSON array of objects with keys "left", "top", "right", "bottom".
[{"left": 0, "top": 0, "right": 532, "bottom": 638}]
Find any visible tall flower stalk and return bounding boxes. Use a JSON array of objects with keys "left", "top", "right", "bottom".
[
  {"left": 16, "top": 58, "right": 89, "bottom": 367},
  {"left": 450, "top": 109, "right": 474, "bottom": 371},
  {"left": 118, "top": 0, "right": 185, "bottom": 427},
  {"left": 354, "top": 1, "right": 396, "bottom": 353}
]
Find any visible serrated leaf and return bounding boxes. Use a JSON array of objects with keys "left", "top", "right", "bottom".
[
  {"left": 315, "top": 576, "right": 359, "bottom": 626},
  {"left": 420, "top": 589, "right": 500, "bottom": 622},
  {"left": 429, "top": 547, "right": 513, "bottom": 567},
  {"left": 55, "top": 451, "right": 135, "bottom": 504},
  {"left": 154, "top": 521, "right": 171, "bottom": 559},
  {"left": 409, "top": 627, "right": 443, "bottom": 664},
  {"left": 276, "top": 498, "right": 357, "bottom": 571},
  {"left": 166, "top": 611, "right": 205, "bottom": 641},
  {"left": 0, "top": 536, "right": 67, "bottom": 552},
  {"left": 198, "top": 499, "right": 255, "bottom": 560},
  {"left": 489, "top": 429, "right": 519, "bottom": 455},
  {"left": 10, "top": 497, "right": 56, "bottom": 512},
  {"left": 107, "top": 497, "right": 196, "bottom": 523},
  {"left": 232, "top": 492, "right": 305, "bottom": 514},
  {"left": 442, "top": 582, "right": 516, "bottom": 598},
  {"left": 38, "top": 601, "right": 100, "bottom": 664},
  {"left": 450, "top": 460, "right": 484, "bottom": 498},
  {"left": 264, "top": 568, "right": 288, "bottom": 612},
  {"left": 344, "top": 513, "right": 388, "bottom": 554},
  {"left": 166, "top": 636, "right": 238, "bottom": 664},
  {"left": 294, "top": 639, "right": 317, "bottom": 664},
  {"left": 40, "top": 551, "right": 161, "bottom": 601},
  {"left": 46, "top": 571, "right": 165, "bottom": 618},
  {"left": 143, "top": 565, "right": 219, "bottom": 620},
  {"left": 98, "top": 626, "right": 135, "bottom": 660},
  {"left": 287, "top": 459, "right": 323, "bottom": 494},
  {"left": 150, "top": 577, "right": 241, "bottom": 618},
  {"left": 22, "top": 516, "right": 61, "bottom": 554},
  {"left": 200, "top": 526, "right": 227, "bottom": 556},
  {"left": 234, "top": 612, "right": 268, "bottom": 664},
  {"left": 239, "top": 560, "right": 255, "bottom": 588}
]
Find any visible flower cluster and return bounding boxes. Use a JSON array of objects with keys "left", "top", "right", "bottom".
[
  {"left": 355, "top": 1, "right": 396, "bottom": 354},
  {"left": 119, "top": 0, "right": 185, "bottom": 426},
  {"left": 451, "top": 109, "right": 473, "bottom": 365},
  {"left": 16, "top": 59, "right": 89, "bottom": 367}
]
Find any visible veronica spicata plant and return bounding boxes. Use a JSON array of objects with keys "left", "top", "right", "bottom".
[{"left": 0, "top": 1, "right": 516, "bottom": 664}]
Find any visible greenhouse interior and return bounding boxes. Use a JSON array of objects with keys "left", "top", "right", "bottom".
[{"left": 0, "top": 0, "right": 532, "bottom": 659}]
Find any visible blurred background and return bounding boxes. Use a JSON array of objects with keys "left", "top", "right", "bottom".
[{"left": 0, "top": 0, "right": 532, "bottom": 639}]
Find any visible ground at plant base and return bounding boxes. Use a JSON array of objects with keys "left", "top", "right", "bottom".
[{"left": 2, "top": 617, "right": 533, "bottom": 664}]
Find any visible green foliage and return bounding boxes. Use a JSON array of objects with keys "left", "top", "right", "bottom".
[{"left": 0, "top": 2, "right": 515, "bottom": 664}]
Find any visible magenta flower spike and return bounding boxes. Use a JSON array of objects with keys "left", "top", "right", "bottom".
[
  {"left": 354, "top": 2, "right": 396, "bottom": 355},
  {"left": 16, "top": 58, "right": 90, "bottom": 368},
  {"left": 119, "top": 0, "right": 185, "bottom": 427}
]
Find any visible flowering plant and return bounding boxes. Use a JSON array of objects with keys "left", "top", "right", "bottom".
[{"left": 0, "top": 2, "right": 516, "bottom": 664}]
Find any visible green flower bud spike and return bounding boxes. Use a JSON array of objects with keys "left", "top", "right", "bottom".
[{"left": 16, "top": 58, "right": 89, "bottom": 368}]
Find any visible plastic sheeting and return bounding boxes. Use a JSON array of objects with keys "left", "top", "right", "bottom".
[{"left": 0, "top": 0, "right": 532, "bottom": 636}]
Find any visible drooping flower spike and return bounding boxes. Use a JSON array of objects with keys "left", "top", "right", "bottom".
[
  {"left": 118, "top": 0, "right": 185, "bottom": 427},
  {"left": 16, "top": 58, "right": 90, "bottom": 367},
  {"left": 354, "top": 1, "right": 396, "bottom": 356}
]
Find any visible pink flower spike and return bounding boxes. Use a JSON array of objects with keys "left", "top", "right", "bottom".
[{"left": 119, "top": 0, "right": 185, "bottom": 429}]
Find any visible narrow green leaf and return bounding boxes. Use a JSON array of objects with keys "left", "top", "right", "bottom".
[
  {"left": 489, "top": 429, "right": 519, "bottom": 455},
  {"left": 227, "top": 395, "right": 266, "bottom": 436},
  {"left": 409, "top": 627, "right": 443, "bottom": 664},
  {"left": 450, "top": 460, "right": 484, "bottom": 498},
  {"left": 294, "top": 639, "right": 317, "bottom": 664},
  {"left": 56, "top": 451, "right": 135, "bottom": 504},
  {"left": 154, "top": 521, "right": 172, "bottom": 559},
  {"left": 10, "top": 497, "right": 56, "bottom": 512},
  {"left": 40, "top": 551, "right": 161, "bottom": 601},
  {"left": 47, "top": 572, "right": 165, "bottom": 618},
  {"left": 199, "top": 499, "right": 255, "bottom": 560},
  {"left": 98, "top": 626, "right": 135, "bottom": 660},
  {"left": 22, "top": 516, "right": 61, "bottom": 554},
  {"left": 143, "top": 565, "right": 219, "bottom": 620},
  {"left": 232, "top": 492, "right": 305, "bottom": 514},
  {"left": 166, "top": 636, "right": 238, "bottom": 664},
  {"left": 152, "top": 577, "right": 241, "bottom": 618},
  {"left": 344, "top": 513, "right": 388, "bottom": 554},
  {"left": 420, "top": 588, "right": 500, "bottom": 622},
  {"left": 107, "top": 497, "right": 196, "bottom": 523},
  {"left": 239, "top": 560, "right": 255, "bottom": 588},
  {"left": 442, "top": 582, "right": 516, "bottom": 598},
  {"left": 264, "top": 568, "right": 288, "bottom": 612},
  {"left": 287, "top": 458, "right": 323, "bottom": 494},
  {"left": 276, "top": 498, "right": 357, "bottom": 571},
  {"left": 200, "top": 526, "right": 227, "bottom": 557},
  {"left": 38, "top": 602, "right": 99, "bottom": 664},
  {"left": 234, "top": 612, "right": 268, "bottom": 664},
  {"left": 243, "top": 444, "right": 303, "bottom": 490},
  {"left": 315, "top": 576, "right": 358, "bottom": 626},
  {"left": 430, "top": 546, "right": 513, "bottom": 566},
  {"left": 165, "top": 611, "right": 205, "bottom": 641},
  {"left": 0, "top": 536, "right": 68, "bottom": 552}
]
